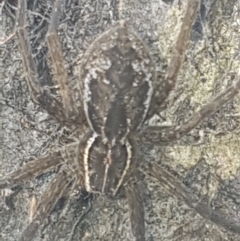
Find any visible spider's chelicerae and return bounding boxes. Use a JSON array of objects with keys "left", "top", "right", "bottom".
[{"left": 1, "top": 0, "right": 240, "bottom": 240}]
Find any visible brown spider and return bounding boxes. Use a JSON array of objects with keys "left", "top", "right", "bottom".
[{"left": 1, "top": 0, "right": 240, "bottom": 240}]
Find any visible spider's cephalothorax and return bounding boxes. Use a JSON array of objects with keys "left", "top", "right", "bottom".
[{"left": 80, "top": 21, "right": 154, "bottom": 195}]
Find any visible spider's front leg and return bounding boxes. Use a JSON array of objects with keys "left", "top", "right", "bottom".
[
  {"left": 148, "top": 163, "right": 240, "bottom": 235},
  {"left": 17, "top": 0, "right": 83, "bottom": 126},
  {"left": 0, "top": 142, "right": 81, "bottom": 241},
  {"left": 19, "top": 168, "right": 73, "bottom": 241},
  {"left": 0, "top": 151, "right": 63, "bottom": 189},
  {"left": 0, "top": 154, "right": 64, "bottom": 241},
  {"left": 0, "top": 141, "right": 80, "bottom": 190},
  {"left": 125, "top": 173, "right": 145, "bottom": 241}
]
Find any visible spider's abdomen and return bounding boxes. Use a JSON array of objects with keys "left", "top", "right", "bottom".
[{"left": 81, "top": 21, "right": 154, "bottom": 146}]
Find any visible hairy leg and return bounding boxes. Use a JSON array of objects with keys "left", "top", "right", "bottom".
[
  {"left": 148, "top": 163, "right": 240, "bottom": 235},
  {"left": 0, "top": 151, "right": 63, "bottom": 189},
  {"left": 16, "top": 0, "right": 83, "bottom": 126},
  {"left": 141, "top": 77, "right": 240, "bottom": 143},
  {"left": 19, "top": 168, "right": 73, "bottom": 241},
  {"left": 147, "top": 0, "right": 200, "bottom": 119},
  {"left": 125, "top": 175, "right": 145, "bottom": 241},
  {"left": 46, "top": 0, "right": 78, "bottom": 118}
]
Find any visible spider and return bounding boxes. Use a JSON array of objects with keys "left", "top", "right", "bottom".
[{"left": 1, "top": 0, "right": 240, "bottom": 240}]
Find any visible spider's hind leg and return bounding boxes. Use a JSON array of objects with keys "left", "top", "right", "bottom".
[
  {"left": 142, "top": 0, "right": 240, "bottom": 143},
  {"left": 46, "top": 0, "right": 78, "bottom": 119},
  {"left": 16, "top": 0, "right": 83, "bottom": 126},
  {"left": 147, "top": 0, "right": 200, "bottom": 119}
]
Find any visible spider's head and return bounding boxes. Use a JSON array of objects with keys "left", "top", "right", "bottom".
[{"left": 82, "top": 131, "right": 132, "bottom": 196}]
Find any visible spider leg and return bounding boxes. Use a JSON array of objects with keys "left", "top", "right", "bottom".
[
  {"left": 0, "top": 150, "right": 63, "bottom": 189},
  {"left": 147, "top": 0, "right": 200, "bottom": 119},
  {"left": 46, "top": 0, "right": 78, "bottom": 118},
  {"left": 16, "top": 0, "right": 82, "bottom": 126},
  {"left": 125, "top": 175, "right": 145, "bottom": 241},
  {"left": 141, "top": 77, "right": 240, "bottom": 143},
  {"left": 148, "top": 163, "right": 240, "bottom": 235},
  {"left": 19, "top": 168, "right": 73, "bottom": 241}
]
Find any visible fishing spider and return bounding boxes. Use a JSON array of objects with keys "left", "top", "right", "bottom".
[{"left": 1, "top": 0, "right": 240, "bottom": 240}]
